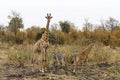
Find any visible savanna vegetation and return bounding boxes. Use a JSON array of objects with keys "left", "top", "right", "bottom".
[
  {"left": 0, "top": 11, "right": 120, "bottom": 80},
  {"left": 1, "top": 11, "right": 120, "bottom": 47}
]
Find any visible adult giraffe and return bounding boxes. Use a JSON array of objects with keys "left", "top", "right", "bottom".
[{"left": 33, "top": 13, "right": 52, "bottom": 72}]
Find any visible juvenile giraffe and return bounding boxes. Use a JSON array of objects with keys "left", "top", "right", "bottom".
[
  {"left": 73, "top": 43, "right": 94, "bottom": 72},
  {"left": 33, "top": 13, "right": 52, "bottom": 72}
]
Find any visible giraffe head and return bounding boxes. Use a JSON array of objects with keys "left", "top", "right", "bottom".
[
  {"left": 45, "top": 13, "right": 52, "bottom": 21},
  {"left": 45, "top": 13, "right": 52, "bottom": 32}
]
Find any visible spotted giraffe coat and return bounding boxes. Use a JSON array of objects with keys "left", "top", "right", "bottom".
[{"left": 33, "top": 31, "right": 49, "bottom": 54}]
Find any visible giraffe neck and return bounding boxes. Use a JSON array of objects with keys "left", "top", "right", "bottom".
[
  {"left": 80, "top": 44, "right": 93, "bottom": 55},
  {"left": 84, "top": 44, "right": 94, "bottom": 54},
  {"left": 46, "top": 19, "right": 50, "bottom": 32},
  {"left": 87, "top": 45, "right": 93, "bottom": 53},
  {"left": 40, "top": 20, "right": 50, "bottom": 41},
  {"left": 40, "top": 30, "right": 49, "bottom": 42}
]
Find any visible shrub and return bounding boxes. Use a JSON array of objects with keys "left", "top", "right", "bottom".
[{"left": 8, "top": 50, "right": 31, "bottom": 67}]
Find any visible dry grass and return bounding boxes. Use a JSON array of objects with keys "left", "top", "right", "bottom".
[
  {"left": 0, "top": 42, "right": 120, "bottom": 80},
  {"left": 1, "top": 42, "right": 120, "bottom": 67},
  {"left": 89, "top": 44, "right": 120, "bottom": 64}
]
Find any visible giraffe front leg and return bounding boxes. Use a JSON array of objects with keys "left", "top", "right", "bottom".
[
  {"left": 38, "top": 52, "right": 44, "bottom": 73},
  {"left": 73, "top": 65, "right": 76, "bottom": 72},
  {"left": 41, "top": 49, "right": 47, "bottom": 73},
  {"left": 44, "top": 49, "right": 48, "bottom": 72},
  {"left": 80, "top": 60, "right": 84, "bottom": 73},
  {"left": 73, "top": 61, "right": 77, "bottom": 72},
  {"left": 32, "top": 53, "right": 37, "bottom": 71}
]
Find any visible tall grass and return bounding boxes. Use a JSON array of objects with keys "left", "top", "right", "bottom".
[
  {"left": 6, "top": 43, "right": 120, "bottom": 68},
  {"left": 8, "top": 44, "right": 34, "bottom": 67},
  {"left": 89, "top": 44, "right": 120, "bottom": 64}
]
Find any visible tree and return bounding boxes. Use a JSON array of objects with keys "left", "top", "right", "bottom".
[
  {"left": 82, "top": 19, "right": 93, "bottom": 40},
  {"left": 97, "top": 19, "right": 106, "bottom": 30},
  {"left": 50, "top": 23, "right": 59, "bottom": 32},
  {"left": 59, "top": 21, "right": 72, "bottom": 33},
  {"left": 82, "top": 18, "right": 93, "bottom": 31},
  {"left": 50, "top": 24, "right": 60, "bottom": 45},
  {"left": 8, "top": 11, "right": 24, "bottom": 43},
  {"left": 104, "top": 17, "right": 120, "bottom": 48},
  {"left": 105, "top": 17, "right": 119, "bottom": 33}
]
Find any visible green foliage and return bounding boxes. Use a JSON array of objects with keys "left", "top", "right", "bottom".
[
  {"left": 35, "top": 28, "right": 45, "bottom": 41},
  {"left": 59, "top": 21, "right": 72, "bottom": 33},
  {"left": 8, "top": 17, "right": 23, "bottom": 31},
  {"left": 8, "top": 11, "right": 24, "bottom": 31}
]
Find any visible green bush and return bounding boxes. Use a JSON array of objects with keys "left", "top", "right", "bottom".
[
  {"left": 35, "top": 28, "right": 45, "bottom": 41},
  {"left": 8, "top": 50, "right": 31, "bottom": 67}
]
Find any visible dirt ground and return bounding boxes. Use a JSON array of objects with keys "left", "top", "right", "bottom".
[{"left": 0, "top": 52, "right": 120, "bottom": 80}]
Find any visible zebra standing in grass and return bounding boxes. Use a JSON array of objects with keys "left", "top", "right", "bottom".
[{"left": 53, "top": 51, "right": 67, "bottom": 66}]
